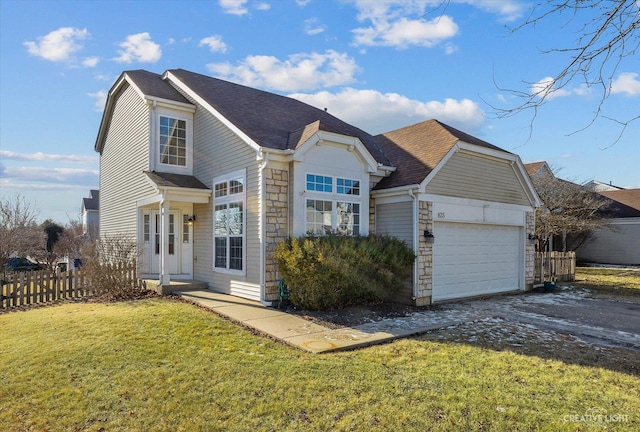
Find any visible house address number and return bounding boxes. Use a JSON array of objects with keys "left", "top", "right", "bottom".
[{"left": 437, "top": 212, "right": 446, "bottom": 219}]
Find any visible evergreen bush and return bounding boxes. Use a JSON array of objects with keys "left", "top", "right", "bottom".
[{"left": 275, "top": 234, "right": 415, "bottom": 310}]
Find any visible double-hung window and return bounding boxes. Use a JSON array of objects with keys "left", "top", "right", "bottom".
[
  {"left": 213, "top": 170, "right": 245, "bottom": 273},
  {"left": 305, "top": 174, "right": 361, "bottom": 236},
  {"left": 159, "top": 116, "right": 187, "bottom": 167}
]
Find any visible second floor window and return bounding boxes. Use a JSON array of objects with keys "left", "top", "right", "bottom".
[{"left": 159, "top": 116, "right": 187, "bottom": 166}]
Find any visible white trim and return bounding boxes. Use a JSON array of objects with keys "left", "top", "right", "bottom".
[
  {"left": 420, "top": 193, "right": 535, "bottom": 214},
  {"left": 212, "top": 168, "right": 247, "bottom": 276},
  {"left": 258, "top": 153, "right": 269, "bottom": 304},
  {"left": 141, "top": 175, "right": 212, "bottom": 204},
  {"left": 163, "top": 71, "right": 262, "bottom": 153},
  {"left": 408, "top": 188, "right": 419, "bottom": 301},
  {"left": 419, "top": 144, "right": 459, "bottom": 191},
  {"left": 293, "top": 131, "right": 379, "bottom": 173},
  {"left": 153, "top": 109, "right": 193, "bottom": 174},
  {"left": 144, "top": 96, "right": 196, "bottom": 112}
]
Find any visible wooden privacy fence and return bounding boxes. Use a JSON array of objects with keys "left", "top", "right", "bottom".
[
  {"left": 534, "top": 251, "right": 576, "bottom": 284},
  {"left": 1, "top": 261, "right": 139, "bottom": 310}
]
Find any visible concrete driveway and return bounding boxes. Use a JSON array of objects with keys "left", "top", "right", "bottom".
[
  {"left": 431, "top": 287, "right": 640, "bottom": 351},
  {"left": 179, "top": 287, "right": 639, "bottom": 354}
]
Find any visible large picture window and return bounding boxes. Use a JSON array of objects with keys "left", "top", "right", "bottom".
[
  {"left": 213, "top": 171, "right": 245, "bottom": 273},
  {"left": 159, "top": 116, "right": 187, "bottom": 167},
  {"left": 304, "top": 173, "right": 362, "bottom": 235}
]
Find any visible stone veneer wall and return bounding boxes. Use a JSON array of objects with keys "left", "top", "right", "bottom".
[
  {"left": 416, "top": 201, "right": 434, "bottom": 306},
  {"left": 264, "top": 168, "right": 289, "bottom": 301},
  {"left": 525, "top": 211, "right": 536, "bottom": 289}
]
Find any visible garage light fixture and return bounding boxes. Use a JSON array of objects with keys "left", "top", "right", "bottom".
[
  {"left": 527, "top": 233, "right": 537, "bottom": 242},
  {"left": 423, "top": 229, "right": 435, "bottom": 244},
  {"left": 187, "top": 215, "right": 196, "bottom": 226}
]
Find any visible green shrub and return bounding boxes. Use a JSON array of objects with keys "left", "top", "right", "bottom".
[{"left": 275, "top": 234, "right": 415, "bottom": 310}]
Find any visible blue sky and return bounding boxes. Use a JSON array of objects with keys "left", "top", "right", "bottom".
[{"left": 1, "top": 0, "right": 638, "bottom": 223}]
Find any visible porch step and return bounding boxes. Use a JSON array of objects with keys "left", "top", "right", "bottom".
[{"left": 141, "top": 279, "right": 209, "bottom": 295}]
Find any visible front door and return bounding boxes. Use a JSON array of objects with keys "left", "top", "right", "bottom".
[{"left": 150, "top": 211, "right": 179, "bottom": 274}]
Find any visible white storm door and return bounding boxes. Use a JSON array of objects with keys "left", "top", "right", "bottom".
[{"left": 150, "top": 211, "right": 180, "bottom": 274}]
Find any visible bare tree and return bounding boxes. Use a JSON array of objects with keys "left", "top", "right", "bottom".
[
  {"left": 532, "top": 170, "right": 611, "bottom": 251},
  {"left": 53, "top": 218, "right": 88, "bottom": 269},
  {"left": 0, "top": 194, "right": 45, "bottom": 270},
  {"left": 493, "top": 0, "right": 640, "bottom": 143}
]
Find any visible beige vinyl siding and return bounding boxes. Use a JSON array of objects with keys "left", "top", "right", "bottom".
[
  {"left": 426, "top": 151, "right": 530, "bottom": 206},
  {"left": 99, "top": 84, "right": 152, "bottom": 236},
  {"left": 577, "top": 220, "right": 640, "bottom": 265},
  {"left": 376, "top": 201, "right": 414, "bottom": 248},
  {"left": 375, "top": 201, "right": 414, "bottom": 304},
  {"left": 188, "top": 102, "right": 262, "bottom": 293}
]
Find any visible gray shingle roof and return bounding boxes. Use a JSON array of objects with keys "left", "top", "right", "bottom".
[
  {"left": 166, "top": 69, "right": 391, "bottom": 165},
  {"left": 125, "top": 70, "right": 190, "bottom": 104},
  {"left": 144, "top": 171, "right": 210, "bottom": 190},
  {"left": 82, "top": 190, "right": 99, "bottom": 211}
]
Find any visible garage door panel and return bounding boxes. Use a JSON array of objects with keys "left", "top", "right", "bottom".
[{"left": 433, "top": 222, "right": 521, "bottom": 302}]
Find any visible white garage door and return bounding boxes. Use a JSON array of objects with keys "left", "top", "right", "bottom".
[{"left": 433, "top": 222, "right": 521, "bottom": 302}]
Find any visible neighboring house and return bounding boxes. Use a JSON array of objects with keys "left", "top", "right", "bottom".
[
  {"left": 584, "top": 180, "right": 625, "bottom": 192},
  {"left": 82, "top": 189, "right": 99, "bottom": 239},
  {"left": 94, "top": 69, "right": 540, "bottom": 306},
  {"left": 524, "top": 161, "right": 554, "bottom": 180},
  {"left": 577, "top": 189, "right": 640, "bottom": 265}
]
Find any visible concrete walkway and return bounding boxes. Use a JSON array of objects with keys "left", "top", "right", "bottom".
[{"left": 175, "top": 290, "right": 459, "bottom": 353}]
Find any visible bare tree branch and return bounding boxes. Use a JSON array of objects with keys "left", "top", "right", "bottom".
[{"left": 491, "top": 0, "right": 640, "bottom": 142}]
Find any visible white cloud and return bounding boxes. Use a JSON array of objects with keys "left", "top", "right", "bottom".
[
  {"left": 207, "top": 50, "right": 359, "bottom": 92},
  {"left": 94, "top": 74, "right": 113, "bottom": 82},
  {"left": 199, "top": 35, "right": 228, "bottom": 53},
  {"left": 0, "top": 150, "right": 99, "bottom": 164},
  {"left": 349, "top": 0, "right": 525, "bottom": 48},
  {"left": 611, "top": 72, "right": 640, "bottom": 96},
  {"left": 219, "top": 0, "right": 248, "bottom": 15},
  {"left": 296, "top": 0, "right": 312, "bottom": 5},
  {"left": 353, "top": 14, "right": 459, "bottom": 49},
  {"left": 458, "top": 0, "right": 525, "bottom": 22},
  {"left": 444, "top": 42, "right": 458, "bottom": 55},
  {"left": 1, "top": 166, "right": 99, "bottom": 186},
  {"left": 304, "top": 18, "right": 327, "bottom": 35},
  {"left": 88, "top": 90, "right": 108, "bottom": 112},
  {"left": 24, "top": 27, "right": 89, "bottom": 62},
  {"left": 530, "top": 77, "right": 571, "bottom": 100},
  {"left": 289, "top": 88, "right": 484, "bottom": 134},
  {"left": 82, "top": 56, "right": 99, "bottom": 67},
  {"left": 114, "top": 32, "right": 161, "bottom": 63},
  {"left": 255, "top": 2, "right": 270, "bottom": 11}
]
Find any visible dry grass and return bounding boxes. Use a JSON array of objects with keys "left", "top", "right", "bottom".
[
  {"left": 1, "top": 297, "right": 638, "bottom": 431},
  {"left": 574, "top": 266, "right": 640, "bottom": 300}
]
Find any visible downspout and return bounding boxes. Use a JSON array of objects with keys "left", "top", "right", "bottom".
[
  {"left": 258, "top": 151, "right": 270, "bottom": 305},
  {"left": 408, "top": 188, "right": 419, "bottom": 302}
]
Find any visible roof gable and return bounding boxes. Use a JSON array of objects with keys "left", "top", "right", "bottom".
[
  {"left": 94, "top": 70, "right": 193, "bottom": 153},
  {"left": 373, "top": 119, "right": 509, "bottom": 190},
  {"left": 82, "top": 189, "right": 99, "bottom": 211}
]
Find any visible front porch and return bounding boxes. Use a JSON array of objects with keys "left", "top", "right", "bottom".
[{"left": 141, "top": 279, "right": 209, "bottom": 295}]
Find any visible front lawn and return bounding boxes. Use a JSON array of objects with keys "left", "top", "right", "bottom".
[
  {"left": 575, "top": 266, "right": 640, "bottom": 299},
  {"left": 1, "top": 297, "right": 638, "bottom": 431}
]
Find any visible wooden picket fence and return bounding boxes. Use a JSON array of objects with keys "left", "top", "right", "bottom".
[
  {"left": 534, "top": 251, "right": 576, "bottom": 284},
  {"left": 1, "top": 261, "right": 140, "bottom": 310}
]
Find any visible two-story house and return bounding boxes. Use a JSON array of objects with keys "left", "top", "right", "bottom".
[{"left": 95, "top": 69, "right": 540, "bottom": 305}]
